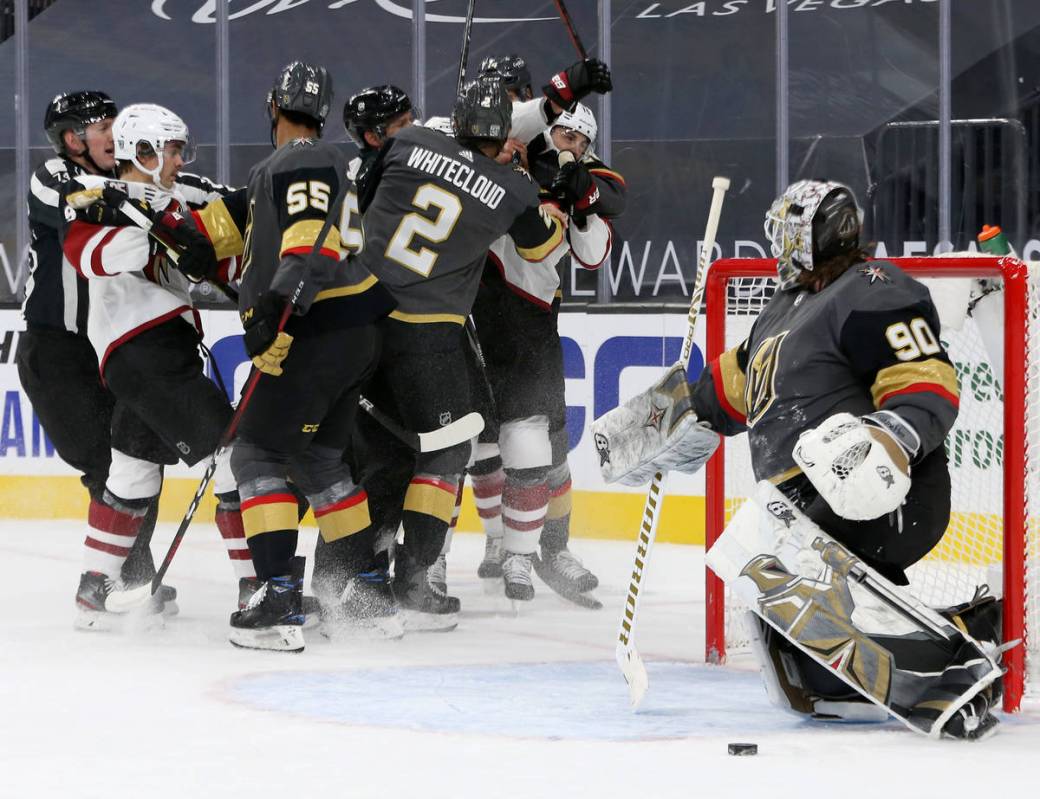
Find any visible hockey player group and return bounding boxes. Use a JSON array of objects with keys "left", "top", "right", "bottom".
[
  {"left": 20, "top": 49, "right": 1009, "bottom": 741},
  {"left": 21, "top": 56, "right": 618, "bottom": 649}
]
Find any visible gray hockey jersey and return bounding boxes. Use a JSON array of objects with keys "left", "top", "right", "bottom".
[{"left": 692, "top": 260, "right": 960, "bottom": 483}]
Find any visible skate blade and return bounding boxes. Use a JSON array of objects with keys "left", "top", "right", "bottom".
[
  {"left": 320, "top": 616, "right": 405, "bottom": 641},
  {"left": 482, "top": 577, "right": 504, "bottom": 595},
  {"left": 229, "top": 625, "right": 305, "bottom": 652},
  {"left": 400, "top": 609, "right": 458, "bottom": 633}
]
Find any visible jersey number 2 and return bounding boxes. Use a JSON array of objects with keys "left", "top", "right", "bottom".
[{"left": 385, "top": 183, "right": 462, "bottom": 277}]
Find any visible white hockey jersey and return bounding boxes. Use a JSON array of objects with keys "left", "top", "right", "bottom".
[
  {"left": 488, "top": 213, "right": 612, "bottom": 309},
  {"left": 61, "top": 176, "right": 232, "bottom": 375}
]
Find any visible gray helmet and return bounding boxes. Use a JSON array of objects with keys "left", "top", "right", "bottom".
[
  {"left": 267, "top": 61, "right": 333, "bottom": 134},
  {"left": 451, "top": 75, "right": 511, "bottom": 145}
]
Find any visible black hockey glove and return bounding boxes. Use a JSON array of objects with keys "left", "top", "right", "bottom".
[
  {"left": 76, "top": 185, "right": 153, "bottom": 227},
  {"left": 551, "top": 161, "right": 599, "bottom": 215},
  {"left": 241, "top": 291, "right": 294, "bottom": 377},
  {"left": 543, "top": 59, "right": 612, "bottom": 110},
  {"left": 151, "top": 210, "right": 219, "bottom": 282}
]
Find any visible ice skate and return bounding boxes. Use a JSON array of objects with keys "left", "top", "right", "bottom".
[
  {"left": 533, "top": 548, "right": 603, "bottom": 610},
  {"left": 229, "top": 558, "right": 305, "bottom": 652},
  {"left": 502, "top": 551, "right": 535, "bottom": 603},
  {"left": 319, "top": 567, "right": 404, "bottom": 641},
  {"left": 477, "top": 535, "right": 505, "bottom": 581},
  {"left": 240, "top": 576, "right": 321, "bottom": 631},
  {"left": 74, "top": 571, "right": 165, "bottom": 632},
  {"left": 394, "top": 548, "right": 459, "bottom": 632}
]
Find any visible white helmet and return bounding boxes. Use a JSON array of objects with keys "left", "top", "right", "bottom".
[
  {"left": 552, "top": 102, "right": 597, "bottom": 149},
  {"left": 112, "top": 103, "right": 195, "bottom": 188},
  {"left": 422, "top": 115, "right": 455, "bottom": 137}
]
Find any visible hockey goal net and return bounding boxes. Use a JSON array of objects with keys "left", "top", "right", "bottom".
[{"left": 703, "top": 256, "right": 1038, "bottom": 712}]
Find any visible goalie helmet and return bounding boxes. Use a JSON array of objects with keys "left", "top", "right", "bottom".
[
  {"left": 343, "top": 85, "right": 414, "bottom": 148},
  {"left": 44, "top": 90, "right": 118, "bottom": 156},
  {"left": 268, "top": 60, "right": 333, "bottom": 134},
  {"left": 480, "top": 54, "right": 534, "bottom": 100},
  {"left": 112, "top": 103, "right": 195, "bottom": 189},
  {"left": 452, "top": 76, "right": 512, "bottom": 145},
  {"left": 764, "top": 180, "right": 862, "bottom": 289}
]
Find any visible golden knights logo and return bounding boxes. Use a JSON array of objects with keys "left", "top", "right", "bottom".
[{"left": 745, "top": 331, "right": 788, "bottom": 426}]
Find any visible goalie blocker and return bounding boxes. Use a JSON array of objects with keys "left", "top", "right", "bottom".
[{"left": 590, "top": 363, "right": 720, "bottom": 486}]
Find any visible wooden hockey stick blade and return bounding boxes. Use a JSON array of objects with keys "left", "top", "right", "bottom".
[
  {"left": 616, "top": 644, "right": 649, "bottom": 708},
  {"left": 417, "top": 412, "right": 484, "bottom": 452}
]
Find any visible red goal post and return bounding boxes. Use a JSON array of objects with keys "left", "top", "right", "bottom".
[{"left": 702, "top": 256, "right": 1033, "bottom": 712}]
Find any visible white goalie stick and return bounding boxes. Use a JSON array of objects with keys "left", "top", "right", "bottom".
[
  {"left": 615, "top": 176, "right": 730, "bottom": 708},
  {"left": 67, "top": 188, "right": 485, "bottom": 454}
]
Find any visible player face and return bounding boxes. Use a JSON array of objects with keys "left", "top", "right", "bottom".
[
  {"left": 161, "top": 141, "right": 188, "bottom": 188},
  {"left": 383, "top": 109, "right": 415, "bottom": 139},
  {"left": 551, "top": 126, "right": 590, "bottom": 159},
  {"left": 83, "top": 118, "right": 116, "bottom": 171}
]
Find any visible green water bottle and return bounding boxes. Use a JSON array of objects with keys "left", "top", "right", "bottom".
[{"left": 977, "top": 224, "right": 1016, "bottom": 256}]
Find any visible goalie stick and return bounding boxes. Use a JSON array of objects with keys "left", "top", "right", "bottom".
[{"left": 615, "top": 176, "right": 730, "bottom": 708}]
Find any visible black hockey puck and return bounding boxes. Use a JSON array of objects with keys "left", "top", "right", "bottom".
[{"left": 727, "top": 743, "right": 758, "bottom": 756}]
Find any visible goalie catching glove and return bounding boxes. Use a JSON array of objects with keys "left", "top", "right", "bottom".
[
  {"left": 242, "top": 291, "right": 293, "bottom": 377},
  {"left": 792, "top": 411, "right": 916, "bottom": 521},
  {"left": 590, "top": 363, "right": 719, "bottom": 486}
]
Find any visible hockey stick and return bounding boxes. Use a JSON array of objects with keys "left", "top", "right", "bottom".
[
  {"left": 615, "top": 176, "right": 730, "bottom": 708},
  {"left": 552, "top": 0, "right": 589, "bottom": 60},
  {"left": 456, "top": 0, "right": 477, "bottom": 96},
  {"left": 358, "top": 396, "right": 483, "bottom": 453}
]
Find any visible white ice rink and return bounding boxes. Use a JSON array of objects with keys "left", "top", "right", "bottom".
[{"left": 2, "top": 520, "right": 1038, "bottom": 799}]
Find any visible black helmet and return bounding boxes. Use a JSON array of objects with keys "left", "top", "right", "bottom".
[
  {"left": 44, "top": 91, "right": 118, "bottom": 155},
  {"left": 452, "top": 76, "right": 512, "bottom": 145},
  {"left": 480, "top": 54, "right": 533, "bottom": 99},
  {"left": 268, "top": 61, "right": 333, "bottom": 134},
  {"left": 812, "top": 186, "right": 861, "bottom": 264},
  {"left": 343, "top": 85, "right": 413, "bottom": 148}
]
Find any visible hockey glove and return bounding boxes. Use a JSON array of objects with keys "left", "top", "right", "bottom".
[
  {"left": 551, "top": 161, "right": 599, "bottom": 214},
  {"left": 76, "top": 185, "right": 153, "bottom": 228},
  {"left": 543, "top": 59, "right": 612, "bottom": 110},
  {"left": 151, "top": 211, "right": 219, "bottom": 282},
  {"left": 242, "top": 291, "right": 294, "bottom": 377}
]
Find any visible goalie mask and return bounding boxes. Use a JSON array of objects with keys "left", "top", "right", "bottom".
[
  {"left": 764, "top": 180, "right": 862, "bottom": 289},
  {"left": 112, "top": 104, "right": 195, "bottom": 190}
]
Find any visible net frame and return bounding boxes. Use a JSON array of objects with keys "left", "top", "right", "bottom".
[{"left": 702, "top": 256, "right": 1031, "bottom": 713}]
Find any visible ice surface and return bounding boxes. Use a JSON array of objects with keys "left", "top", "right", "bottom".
[{"left": 1, "top": 521, "right": 1038, "bottom": 798}]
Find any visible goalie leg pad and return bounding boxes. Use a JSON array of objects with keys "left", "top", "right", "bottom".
[{"left": 706, "top": 481, "right": 1002, "bottom": 738}]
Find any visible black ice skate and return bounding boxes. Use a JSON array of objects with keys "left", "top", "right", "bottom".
[
  {"left": 319, "top": 567, "right": 404, "bottom": 641},
  {"left": 501, "top": 552, "right": 535, "bottom": 602},
  {"left": 533, "top": 547, "right": 603, "bottom": 609},
  {"left": 940, "top": 689, "right": 1000, "bottom": 741},
  {"left": 477, "top": 535, "right": 504, "bottom": 579},
  {"left": 74, "top": 571, "right": 165, "bottom": 632},
  {"left": 239, "top": 576, "right": 320, "bottom": 630},
  {"left": 229, "top": 557, "right": 305, "bottom": 652},
  {"left": 394, "top": 548, "right": 459, "bottom": 632}
]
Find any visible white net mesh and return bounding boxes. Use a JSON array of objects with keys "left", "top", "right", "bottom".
[{"left": 707, "top": 258, "right": 1039, "bottom": 708}]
